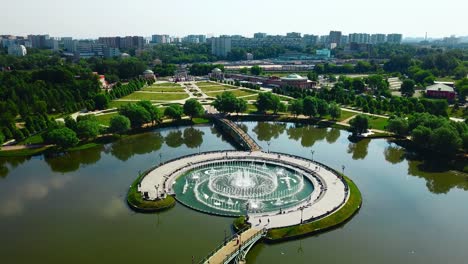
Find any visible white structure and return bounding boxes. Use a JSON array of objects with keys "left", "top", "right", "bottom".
[
  {"left": 142, "top": 69, "right": 156, "bottom": 81},
  {"left": 7, "top": 45, "right": 27, "bottom": 56}
]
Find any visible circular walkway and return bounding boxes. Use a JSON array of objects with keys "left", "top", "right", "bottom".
[{"left": 139, "top": 151, "right": 349, "bottom": 229}]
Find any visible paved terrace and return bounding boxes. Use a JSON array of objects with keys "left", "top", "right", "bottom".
[{"left": 139, "top": 151, "right": 348, "bottom": 229}]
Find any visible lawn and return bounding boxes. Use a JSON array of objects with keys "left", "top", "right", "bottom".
[
  {"left": 206, "top": 89, "right": 258, "bottom": 98},
  {"left": 152, "top": 82, "right": 182, "bottom": 87},
  {"left": 448, "top": 106, "right": 467, "bottom": 119},
  {"left": 338, "top": 110, "right": 357, "bottom": 122},
  {"left": 109, "top": 101, "right": 137, "bottom": 108},
  {"left": 368, "top": 116, "right": 389, "bottom": 131},
  {"left": 18, "top": 132, "right": 45, "bottom": 145},
  {"left": 95, "top": 112, "right": 118, "bottom": 126},
  {"left": 196, "top": 82, "right": 219, "bottom": 87},
  {"left": 200, "top": 85, "right": 235, "bottom": 92},
  {"left": 241, "top": 94, "right": 259, "bottom": 101},
  {"left": 120, "top": 92, "right": 189, "bottom": 101},
  {"left": 142, "top": 87, "right": 186, "bottom": 93}
]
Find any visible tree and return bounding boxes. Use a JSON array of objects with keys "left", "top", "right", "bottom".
[
  {"left": 183, "top": 98, "right": 204, "bottom": 120},
  {"left": 164, "top": 104, "right": 184, "bottom": 121},
  {"left": 108, "top": 115, "right": 131, "bottom": 135},
  {"left": 0, "top": 132, "right": 4, "bottom": 146},
  {"left": 329, "top": 103, "right": 341, "bottom": 120},
  {"left": 400, "top": 79, "right": 415, "bottom": 97},
  {"left": 212, "top": 92, "right": 238, "bottom": 113},
  {"left": 430, "top": 126, "right": 462, "bottom": 156},
  {"left": 119, "top": 103, "right": 151, "bottom": 128},
  {"left": 316, "top": 99, "right": 330, "bottom": 117},
  {"left": 255, "top": 92, "right": 282, "bottom": 114},
  {"left": 250, "top": 65, "right": 263, "bottom": 76},
  {"left": 234, "top": 99, "right": 248, "bottom": 114},
  {"left": 411, "top": 125, "right": 432, "bottom": 150},
  {"left": 289, "top": 99, "right": 303, "bottom": 117},
  {"left": 302, "top": 96, "right": 318, "bottom": 118},
  {"left": 349, "top": 115, "right": 369, "bottom": 135},
  {"left": 387, "top": 117, "right": 409, "bottom": 136},
  {"left": 137, "top": 100, "right": 162, "bottom": 124},
  {"left": 64, "top": 115, "right": 77, "bottom": 131},
  {"left": 93, "top": 94, "right": 109, "bottom": 110},
  {"left": 45, "top": 127, "right": 79, "bottom": 149},
  {"left": 352, "top": 79, "right": 366, "bottom": 93},
  {"left": 76, "top": 119, "right": 101, "bottom": 140}
]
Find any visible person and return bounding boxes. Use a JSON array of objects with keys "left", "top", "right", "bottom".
[
  {"left": 259, "top": 219, "right": 261, "bottom": 224},
  {"left": 268, "top": 218, "right": 270, "bottom": 224}
]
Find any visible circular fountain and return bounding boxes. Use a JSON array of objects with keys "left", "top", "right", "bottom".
[{"left": 173, "top": 160, "right": 314, "bottom": 216}]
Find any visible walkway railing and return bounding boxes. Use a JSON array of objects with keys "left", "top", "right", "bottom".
[{"left": 212, "top": 116, "right": 261, "bottom": 151}]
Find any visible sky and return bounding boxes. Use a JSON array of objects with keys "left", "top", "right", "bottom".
[{"left": 2, "top": 0, "right": 467, "bottom": 39}]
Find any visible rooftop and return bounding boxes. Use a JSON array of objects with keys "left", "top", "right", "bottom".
[
  {"left": 281, "top": 73, "right": 307, "bottom": 81},
  {"left": 426, "top": 83, "right": 455, "bottom": 92}
]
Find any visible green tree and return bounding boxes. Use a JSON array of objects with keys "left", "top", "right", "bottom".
[
  {"left": 430, "top": 126, "right": 462, "bottom": 156},
  {"left": 45, "top": 127, "right": 79, "bottom": 149},
  {"left": 212, "top": 91, "right": 238, "bottom": 113},
  {"left": 316, "top": 99, "right": 330, "bottom": 117},
  {"left": 164, "top": 104, "right": 184, "bottom": 121},
  {"left": 183, "top": 98, "right": 204, "bottom": 120},
  {"left": 250, "top": 65, "right": 263, "bottom": 76},
  {"left": 289, "top": 99, "right": 303, "bottom": 117},
  {"left": 387, "top": 117, "right": 409, "bottom": 136},
  {"left": 235, "top": 99, "right": 248, "bottom": 114},
  {"left": 349, "top": 115, "right": 369, "bottom": 135},
  {"left": 329, "top": 103, "right": 341, "bottom": 120},
  {"left": 401, "top": 79, "right": 416, "bottom": 97},
  {"left": 137, "top": 100, "right": 162, "bottom": 124},
  {"left": 76, "top": 119, "right": 101, "bottom": 140},
  {"left": 108, "top": 115, "right": 131, "bottom": 135},
  {"left": 93, "top": 94, "right": 109, "bottom": 110},
  {"left": 119, "top": 103, "right": 151, "bottom": 128},
  {"left": 0, "top": 132, "right": 4, "bottom": 146},
  {"left": 302, "top": 96, "right": 318, "bottom": 118}
]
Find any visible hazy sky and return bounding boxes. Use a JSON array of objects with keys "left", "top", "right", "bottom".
[{"left": 3, "top": 0, "right": 466, "bottom": 39}]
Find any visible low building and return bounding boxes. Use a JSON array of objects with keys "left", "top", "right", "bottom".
[
  {"left": 209, "top": 68, "right": 224, "bottom": 79},
  {"left": 280, "top": 73, "right": 316, "bottom": 89},
  {"left": 142, "top": 70, "right": 156, "bottom": 81},
  {"left": 425, "top": 83, "right": 456, "bottom": 100}
]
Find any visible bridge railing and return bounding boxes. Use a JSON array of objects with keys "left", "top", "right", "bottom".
[
  {"left": 222, "top": 228, "right": 266, "bottom": 264},
  {"left": 198, "top": 226, "right": 251, "bottom": 264}
]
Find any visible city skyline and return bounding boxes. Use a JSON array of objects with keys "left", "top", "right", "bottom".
[{"left": 3, "top": 0, "right": 467, "bottom": 39}]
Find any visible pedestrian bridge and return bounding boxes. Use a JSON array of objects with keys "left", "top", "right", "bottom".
[
  {"left": 200, "top": 227, "right": 266, "bottom": 264},
  {"left": 213, "top": 117, "right": 261, "bottom": 151}
]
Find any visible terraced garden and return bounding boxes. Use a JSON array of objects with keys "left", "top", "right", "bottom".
[
  {"left": 205, "top": 89, "right": 258, "bottom": 98},
  {"left": 120, "top": 92, "right": 189, "bottom": 101}
]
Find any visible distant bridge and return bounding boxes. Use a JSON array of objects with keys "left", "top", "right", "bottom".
[
  {"left": 200, "top": 227, "right": 266, "bottom": 264},
  {"left": 213, "top": 117, "right": 261, "bottom": 152}
]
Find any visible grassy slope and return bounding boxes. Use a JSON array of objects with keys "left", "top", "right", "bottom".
[{"left": 120, "top": 92, "right": 189, "bottom": 101}]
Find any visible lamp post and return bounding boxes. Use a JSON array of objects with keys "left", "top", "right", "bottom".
[
  {"left": 267, "top": 141, "right": 271, "bottom": 153},
  {"left": 159, "top": 153, "right": 162, "bottom": 165},
  {"left": 310, "top": 150, "right": 315, "bottom": 162},
  {"left": 342, "top": 165, "right": 345, "bottom": 176},
  {"left": 300, "top": 206, "right": 304, "bottom": 224},
  {"left": 224, "top": 229, "right": 227, "bottom": 246}
]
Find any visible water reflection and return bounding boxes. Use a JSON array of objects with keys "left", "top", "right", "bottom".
[
  {"left": 325, "top": 128, "right": 341, "bottom": 144},
  {"left": 347, "top": 139, "right": 370, "bottom": 160},
  {"left": 0, "top": 175, "right": 72, "bottom": 216},
  {"left": 286, "top": 124, "right": 328, "bottom": 147},
  {"left": 253, "top": 122, "right": 286, "bottom": 142},
  {"left": 0, "top": 156, "right": 31, "bottom": 178},
  {"left": 165, "top": 127, "right": 205, "bottom": 149},
  {"left": 45, "top": 146, "right": 104, "bottom": 173},
  {"left": 407, "top": 159, "right": 468, "bottom": 194},
  {"left": 384, "top": 143, "right": 405, "bottom": 164},
  {"left": 107, "top": 132, "right": 164, "bottom": 161}
]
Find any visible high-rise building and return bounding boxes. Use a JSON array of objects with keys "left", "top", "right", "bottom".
[
  {"left": 329, "top": 31, "right": 342, "bottom": 46},
  {"left": 103, "top": 47, "right": 121, "bottom": 58},
  {"left": 370, "top": 34, "right": 386, "bottom": 44},
  {"left": 27, "top": 35, "right": 50, "bottom": 49},
  {"left": 303, "top": 34, "right": 318, "bottom": 46},
  {"left": 62, "top": 37, "right": 78, "bottom": 53},
  {"left": 286, "top": 32, "right": 301, "bottom": 38},
  {"left": 386, "top": 34, "right": 403, "bottom": 44},
  {"left": 151, "top": 34, "right": 170, "bottom": 44},
  {"left": 349, "top": 33, "right": 370, "bottom": 44},
  {"left": 211, "top": 37, "right": 232, "bottom": 57},
  {"left": 254, "top": 33, "right": 267, "bottom": 39},
  {"left": 7, "top": 45, "right": 27, "bottom": 56}
]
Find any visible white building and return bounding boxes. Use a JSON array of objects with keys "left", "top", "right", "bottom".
[{"left": 8, "top": 45, "right": 27, "bottom": 56}]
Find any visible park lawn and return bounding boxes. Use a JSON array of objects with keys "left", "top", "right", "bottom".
[
  {"left": 152, "top": 82, "right": 182, "bottom": 87},
  {"left": 120, "top": 92, "right": 189, "bottom": 101},
  {"left": 18, "top": 132, "right": 45, "bottom": 145},
  {"left": 200, "top": 85, "right": 236, "bottom": 92},
  {"left": 338, "top": 109, "right": 357, "bottom": 122},
  {"left": 246, "top": 104, "right": 258, "bottom": 113},
  {"left": 448, "top": 106, "right": 467, "bottom": 119},
  {"left": 196, "top": 81, "right": 219, "bottom": 87},
  {"left": 241, "top": 94, "right": 259, "bottom": 101},
  {"left": 206, "top": 89, "right": 258, "bottom": 98},
  {"left": 95, "top": 112, "right": 118, "bottom": 126},
  {"left": 108, "top": 100, "right": 137, "bottom": 108},
  {"left": 368, "top": 116, "right": 389, "bottom": 131},
  {"left": 142, "top": 87, "right": 186, "bottom": 93}
]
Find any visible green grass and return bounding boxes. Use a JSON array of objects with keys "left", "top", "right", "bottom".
[
  {"left": 196, "top": 82, "right": 219, "bottom": 87},
  {"left": 338, "top": 110, "right": 357, "bottom": 122},
  {"left": 192, "top": 117, "right": 210, "bottom": 124},
  {"left": 368, "top": 116, "right": 389, "bottom": 131},
  {"left": 95, "top": 112, "right": 118, "bottom": 126},
  {"left": 266, "top": 176, "right": 361, "bottom": 241},
  {"left": 0, "top": 146, "right": 51, "bottom": 157},
  {"left": 152, "top": 83, "right": 182, "bottom": 87},
  {"left": 108, "top": 101, "right": 137, "bottom": 108},
  {"left": 241, "top": 94, "right": 259, "bottom": 101},
  {"left": 200, "top": 85, "right": 235, "bottom": 92},
  {"left": 206, "top": 89, "right": 258, "bottom": 98},
  {"left": 18, "top": 132, "right": 45, "bottom": 145},
  {"left": 448, "top": 106, "right": 467, "bottom": 119},
  {"left": 120, "top": 92, "right": 189, "bottom": 101},
  {"left": 127, "top": 172, "right": 176, "bottom": 211},
  {"left": 142, "top": 87, "right": 186, "bottom": 93}
]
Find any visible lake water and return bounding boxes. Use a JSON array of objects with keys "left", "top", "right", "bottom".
[{"left": 0, "top": 122, "right": 467, "bottom": 264}]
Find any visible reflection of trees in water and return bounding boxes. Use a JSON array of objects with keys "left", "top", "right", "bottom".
[
  {"left": 407, "top": 159, "right": 468, "bottom": 194},
  {"left": 236, "top": 123, "right": 248, "bottom": 133},
  {"left": 183, "top": 127, "right": 204, "bottom": 149},
  {"left": 165, "top": 127, "right": 205, "bottom": 149},
  {"left": 347, "top": 139, "right": 370, "bottom": 160},
  {"left": 45, "top": 145, "right": 104, "bottom": 173},
  {"left": 253, "top": 122, "right": 287, "bottom": 142},
  {"left": 0, "top": 156, "right": 31, "bottom": 178},
  {"left": 325, "top": 128, "right": 341, "bottom": 144},
  {"left": 108, "top": 132, "right": 164, "bottom": 161},
  {"left": 384, "top": 143, "right": 405, "bottom": 164},
  {"left": 286, "top": 124, "right": 328, "bottom": 147},
  {"left": 165, "top": 130, "right": 184, "bottom": 148}
]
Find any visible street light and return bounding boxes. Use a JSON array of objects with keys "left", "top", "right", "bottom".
[
  {"left": 267, "top": 141, "right": 271, "bottom": 153},
  {"left": 159, "top": 153, "right": 162, "bottom": 165},
  {"left": 300, "top": 206, "right": 304, "bottom": 224},
  {"left": 342, "top": 165, "right": 345, "bottom": 176},
  {"left": 310, "top": 150, "right": 315, "bottom": 161}
]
